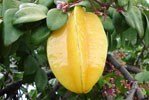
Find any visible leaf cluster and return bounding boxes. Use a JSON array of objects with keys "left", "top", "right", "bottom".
[{"left": 0, "top": 0, "right": 149, "bottom": 99}]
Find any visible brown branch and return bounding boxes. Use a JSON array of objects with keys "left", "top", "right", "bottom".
[
  {"left": 107, "top": 54, "right": 135, "bottom": 81},
  {"left": 50, "top": 80, "right": 61, "bottom": 99},
  {"left": 135, "top": 46, "right": 146, "bottom": 66},
  {"left": 0, "top": 80, "right": 23, "bottom": 97},
  {"left": 136, "top": 89, "right": 146, "bottom": 100},
  {"left": 126, "top": 65, "right": 143, "bottom": 73},
  {"left": 142, "top": 40, "right": 149, "bottom": 52},
  {"left": 126, "top": 81, "right": 138, "bottom": 100},
  {"left": 0, "top": 70, "right": 54, "bottom": 98},
  {"left": 106, "top": 96, "right": 115, "bottom": 100},
  {"left": 107, "top": 54, "right": 145, "bottom": 99}
]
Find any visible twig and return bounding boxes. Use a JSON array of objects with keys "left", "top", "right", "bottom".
[
  {"left": 136, "top": 88, "right": 145, "bottom": 100},
  {"left": 107, "top": 95, "right": 115, "bottom": 100},
  {"left": 135, "top": 46, "right": 146, "bottom": 66},
  {"left": 50, "top": 80, "right": 61, "bottom": 99},
  {"left": 0, "top": 80, "right": 23, "bottom": 97},
  {"left": 126, "top": 81, "right": 138, "bottom": 100},
  {"left": 126, "top": 65, "right": 143, "bottom": 73},
  {"left": 142, "top": 40, "right": 149, "bottom": 52},
  {"left": 89, "top": 0, "right": 97, "bottom": 12},
  {"left": 107, "top": 54, "right": 135, "bottom": 81},
  {"left": 107, "top": 54, "right": 145, "bottom": 99},
  {"left": 0, "top": 70, "right": 54, "bottom": 98},
  {"left": 46, "top": 70, "right": 55, "bottom": 79},
  {"left": 62, "top": 91, "right": 72, "bottom": 100}
]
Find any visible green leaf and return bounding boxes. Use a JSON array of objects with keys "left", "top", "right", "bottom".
[
  {"left": 2, "top": 0, "right": 19, "bottom": 16},
  {"left": 35, "top": 5, "right": 48, "bottom": 14},
  {"left": 23, "top": 74, "right": 36, "bottom": 83},
  {"left": 21, "top": 0, "right": 32, "bottom": 3},
  {"left": 35, "top": 68, "right": 48, "bottom": 92},
  {"left": 24, "top": 55, "right": 39, "bottom": 75},
  {"left": 3, "top": 9, "right": 23, "bottom": 46},
  {"left": 13, "top": 7, "right": 46, "bottom": 25},
  {"left": 98, "top": 79, "right": 111, "bottom": 88},
  {"left": 122, "top": 28, "right": 137, "bottom": 45},
  {"left": 135, "top": 71, "right": 149, "bottom": 82},
  {"left": 0, "top": 65, "right": 3, "bottom": 72},
  {"left": 36, "top": 53, "right": 47, "bottom": 66},
  {"left": 143, "top": 10, "right": 149, "bottom": 47},
  {"left": 13, "top": 72, "right": 23, "bottom": 81},
  {"left": 115, "top": 0, "right": 129, "bottom": 7},
  {"left": 29, "top": 90, "right": 37, "bottom": 100},
  {"left": 128, "top": 0, "right": 133, "bottom": 10},
  {"left": 139, "top": 0, "right": 149, "bottom": 8},
  {"left": 47, "top": 8, "right": 68, "bottom": 31},
  {"left": 99, "top": 0, "right": 113, "bottom": 4},
  {"left": 0, "top": 4, "right": 2, "bottom": 17},
  {"left": 123, "top": 6, "right": 144, "bottom": 38},
  {"left": 116, "top": 96, "right": 125, "bottom": 100},
  {"left": 100, "top": 16, "right": 114, "bottom": 33},
  {"left": 57, "top": 87, "right": 67, "bottom": 96},
  {"left": 38, "top": 0, "right": 54, "bottom": 8},
  {"left": 70, "top": 0, "right": 91, "bottom": 9},
  {"left": 107, "top": 7, "right": 115, "bottom": 18},
  {"left": 113, "top": 11, "right": 128, "bottom": 33},
  {"left": 31, "top": 25, "right": 50, "bottom": 45},
  {"left": 19, "top": 3, "right": 36, "bottom": 8},
  {"left": 19, "top": 3, "right": 48, "bottom": 14},
  {"left": 108, "top": 31, "right": 118, "bottom": 51}
]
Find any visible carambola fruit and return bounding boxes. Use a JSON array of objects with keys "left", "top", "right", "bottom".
[{"left": 47, "top": 6, "right": 108, "bottom": 93}]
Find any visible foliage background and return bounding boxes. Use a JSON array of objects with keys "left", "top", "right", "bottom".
[{"left": 0, "top": 0, "right": 149, "bottom": 99}]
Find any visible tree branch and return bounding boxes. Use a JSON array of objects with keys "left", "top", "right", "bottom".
[
  {"left": 50, "top": 80, "right": 61, "bottom": 99},
  {"left": 106, "top": 96, "right": 115, "bottom": 100},
  {"left": 107, "top": 54, "right": 135, "bottom": 81},
  {"left": 107, "top": 54, "right": 144, "bottom": 99},
  {"left": 135, "top": 46, "right": 146, "bottom": 66},
  {"left": 126, "top": 65, "right": 143, "bottom": 73},
  {"left": 126, "top": 81, "right": 138, "bottom": 100},
  {"left": 0, "top": 80, "right": 23, "bottom": 97},
  {"left": 0, "top": 70, "right": 54, "bottom": 98}
]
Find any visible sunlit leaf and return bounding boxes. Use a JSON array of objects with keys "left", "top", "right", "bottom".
[
  {"left": 2, "top": 0, "right": 19, "bottom": 16},
  {"left": 135, "top": 71, "right": 149, "bottom": 82},
  {"left": 13, "top": 7, "right": 46, "bottom": 24},
  {"left": 47, "top": 8, "right": 68, "bottom": 31},
  {"left": 19, "top": 3, "right": 48, "bottom": 14}
]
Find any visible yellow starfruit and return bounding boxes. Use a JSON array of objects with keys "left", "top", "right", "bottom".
[{"left": 47, "top": 6, "right": 108, "bottom": 93}]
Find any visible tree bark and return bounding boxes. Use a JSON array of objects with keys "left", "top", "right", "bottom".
[{"left": 107, "top": 54, "right": 144, "bottom": 99}]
